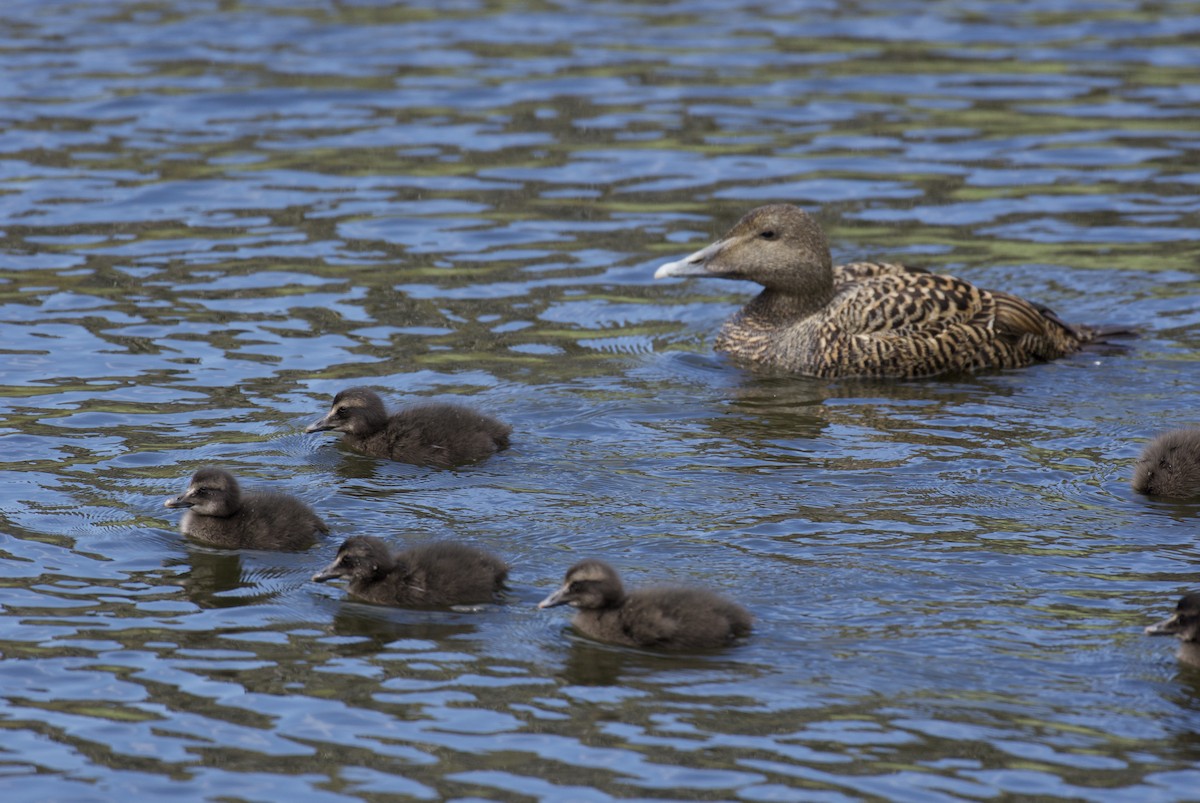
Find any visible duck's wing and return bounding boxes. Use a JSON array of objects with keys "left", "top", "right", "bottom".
[
  {"left": 833, "top": 271, "right": 1075, "bottom": 338},
  {"left": 809, "top": 271, "right": 1083, "bottom": 377},
  {"left": 836, "top": 271, "right": 987, "bottom": 334}
]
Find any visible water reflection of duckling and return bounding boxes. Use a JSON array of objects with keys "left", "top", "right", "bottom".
[
  {"left": 538, "top": 559, "right": 752, "bottom": 650},
  {"left": 306, "top": 387, "right": 511, "bottom": 467},
  {"left": 164, "top": 467, "right": 328, "bottom": 550},
  {"left": 312, "top": 535, "right": 508, "bottom": 607},
  {"left": 1131, "top": 428, "right": 1200, "bottom": 499},
  {"left": 655, "top": 204, "right": 1123, "bottom": 379},
  {"left": 1146, "top": 592, "right": 1200, "bottom": 669}
]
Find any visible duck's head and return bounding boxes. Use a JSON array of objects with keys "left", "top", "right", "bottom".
[
  {"left": 306, "top": 387, "right": 388, "bottom": 437},
  {"left": 1146, "top": 592, "right": 1200, "bottom": 643},
  {"left": 312, "top": 535, "right": 394, "bottom": 583},
  {"left": 654, "top": 205, "right": 833, "bottom": 295},
  {"left": 538, "top": 559, "right": 626, "bottom": 610},
  {"left": 164, "top": 467, "right": 240, "bottom": 517}
]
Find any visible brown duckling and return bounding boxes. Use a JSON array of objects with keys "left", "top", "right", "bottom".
[
  {"left": 312, "top": 535, "right": 508, "bottom": 607},
  {"left": 1131, "top": 428, "right": 1200, "bottom": 499},
  {"left": 164, "top": 467, "right": 328, "bottom": 551},
  {"left": 305, "top": 386, "right": 511, "bottom": 468},
  {"left": 654, "top": 204, "right": 1121, "bottom": 379},
  {"left": 1145, "top": 592, "right": 1200, "bottom": 668},
  {"left": 538, "top": 559, "right": 752, "bottom": 651}
]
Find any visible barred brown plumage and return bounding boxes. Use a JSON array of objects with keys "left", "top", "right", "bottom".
[{"left": 655, "top": 204, "right": 1124, "bottom": 379}]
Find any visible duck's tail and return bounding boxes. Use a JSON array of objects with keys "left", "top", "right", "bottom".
[
  {"left": 1071, "top": 322, "right": 1140, "bottom": 345},
  {"left": 1034, "top": 302, "right": 1139, "bottom": 345}
]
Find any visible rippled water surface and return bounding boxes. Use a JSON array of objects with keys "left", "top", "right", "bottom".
[{"left": 3, "top": 0, "right": 1200, "bottom": 800}]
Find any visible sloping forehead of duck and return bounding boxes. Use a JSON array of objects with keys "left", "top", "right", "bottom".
[{"left": 737, "top": 204, "right": 810, "bottom": 230}]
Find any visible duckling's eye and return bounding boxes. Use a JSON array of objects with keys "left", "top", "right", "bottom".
[{"left": 759, "top": 230, "right": 776, "bottom": 240}]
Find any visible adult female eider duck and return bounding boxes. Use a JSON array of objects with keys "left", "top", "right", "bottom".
[
  {"left": 305, "top": 386, "right": 511, "bottom": 467},
  {"left": 538, "top": 559, "right": 752, "bottom": 650},
  {"left": 654, "top": 204, "right": 1119, "bottom": 379},
  {"left": 1145, "top": 592, "right": 1200, "bottom": 668},
  {"left": 164, "top": 467, "right": 328, "bottom": 550},
  {"left": 1131, "top": 428, "right": 1200, "bottom": 499},
  {"left": 312, "top": 535, "right": 508, "bottom": 607}
]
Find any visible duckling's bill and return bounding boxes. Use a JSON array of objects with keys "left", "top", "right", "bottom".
[
  {"left": 312, "top": 559, "right": 347, "bottom": 583},
  {"left": 304, "top": 414, "right": 336, "bottom": 434},
  {"left": 537, "top": 585, "right": 570, "bottom": 609},
  {"left": 1146, "top": 614, "right": 1184, "bottom": 636}
]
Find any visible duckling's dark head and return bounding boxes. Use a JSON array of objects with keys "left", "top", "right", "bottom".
[
  {"left": 1146, "top": 592, "right": 1200, "bottom": 643},
  {"left": 538, "top": 559, "right": 626, "bottom": 611},
  {"left": 313, "top": 535, "right": 394, "bottom": 584},
  {"left": 1131, "top": 428, "right": 1200, "bottom": 499},
  {"left": 164, "top": 467, "right": 240, "bottom": 517},
  {"left": 654, "top": 205, "right": 834, "bottom": 297},
  {"left": 306, "top": 387, "right": 388, "bottom": 437}
]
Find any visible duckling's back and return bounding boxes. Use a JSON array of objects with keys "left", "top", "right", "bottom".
[
  {"left": 576, "top": 587, "right": 751, "bottom": 650},
  {"left": 361, "top": 403, "right": 511, "bottom": 467},
  {"left": 358, "top": 542, "right": 508, "bottom": 607}
]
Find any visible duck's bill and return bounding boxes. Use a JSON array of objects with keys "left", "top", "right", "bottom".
[{"left": 654, "top": 240, "right": 725, "bottom": 279}]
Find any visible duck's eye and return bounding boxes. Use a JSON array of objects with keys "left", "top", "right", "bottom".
[{"left": 759, "top": 230, "right": 776, "bottom": 240}]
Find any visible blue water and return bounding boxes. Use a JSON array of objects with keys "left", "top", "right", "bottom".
[{"left": 2, "top": 0, "right": 1200, "bottom": 800}]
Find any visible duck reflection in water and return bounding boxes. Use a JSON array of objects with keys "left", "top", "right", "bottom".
[
  {"left": 170, "top": 548, "right": 252, "bottom": 609},
  {"left": 327, "top": 604, "right": 481, "bottom": 653}
]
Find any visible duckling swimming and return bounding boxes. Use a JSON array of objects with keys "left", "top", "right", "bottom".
[
  {"left": 1131, "top": 428, "right": 1200, "bottom": 499},
  {"left": 1145, "top": 592, "right": 1200, "bottom": 669},
  {"left": 164, "top": 467, "right": 328, "bottom": 551},
  {"left": 305, "top": 387, "right": 511, "bottom": 467},
  {"left": 538, "top": 559, "right": 752, "bottom": 650},
  {"left": 654, "top": 204, "right": 1121, "bottom": 379},
  {"left": 312, "top": 535, "right": 508, "bottom": 607}
]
